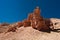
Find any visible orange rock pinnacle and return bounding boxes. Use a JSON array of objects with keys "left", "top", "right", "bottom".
[{"left": 33, "top": 6, "right": 40, "bottom": 16}]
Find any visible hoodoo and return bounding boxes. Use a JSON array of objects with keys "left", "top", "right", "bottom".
[
  {"left": 29, "top": 7, "right": 49, "bottom": 31},
  {"left": 2, "top": 7, "right": 54, "bottom": 33},
  {"left": 17, "top": 6, "right": 54, "bottom": 31}
]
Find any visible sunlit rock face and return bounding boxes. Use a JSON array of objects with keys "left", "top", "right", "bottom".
[
  {"left": 50, "top": 18, "right": 60, "bottom": 29},
  {"left": 22, "top": 19, "right": 31, "bottom": 27}
]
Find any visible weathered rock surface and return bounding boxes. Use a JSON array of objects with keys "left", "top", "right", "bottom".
[
  {"left": 0, "top": 18, "right": 60, "bottom": 40},
  {"left": 0, "top": 27, "right": 60, "bottom": 40},
  {"left": 50, "top": 18, "right": 60, "bottom": 29},
  {"left": 0, "top": 7, "right": 60, "bottom": 40}
]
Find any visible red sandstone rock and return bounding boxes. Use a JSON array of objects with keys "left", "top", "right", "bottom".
[
  {"left": 7, "top": 25, "right": 17, "bottom": 32},
  {"left": 34, "top": 6, "right": 40, "bottom": 16},
  {"left": 16, "top": 22, "right": 23, "bottom": 28},
  {"left": 28, "top": 13, "right": 33, "bottom": 21},
  {"left": 29, "top": 7, "right": 48, "bottom": 31},
  {"left": 23, "top": 19, "right": 31, "bottom": 27},
  {"left": 45, "top": 19, "right": 54, "bottom": 30},
  {"left": 31, "top": 15, "right": 48, "bottom": 31}
]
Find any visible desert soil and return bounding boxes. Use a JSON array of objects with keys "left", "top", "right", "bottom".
[{"left": 0, "top": 27, "right": 60, "bottom": 40}]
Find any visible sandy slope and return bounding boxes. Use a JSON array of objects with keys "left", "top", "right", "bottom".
[{"left": 0, "top": 27, "right": 60, "bottom": 40}]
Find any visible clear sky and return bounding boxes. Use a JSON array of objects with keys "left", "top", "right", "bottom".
[{"left": 0, "top": 0, "right": 60, "bottom": 23}]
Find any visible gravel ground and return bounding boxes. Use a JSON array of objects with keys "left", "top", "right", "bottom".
[{"left": 0, "top": 27, "right": 60, "bottom": 40}]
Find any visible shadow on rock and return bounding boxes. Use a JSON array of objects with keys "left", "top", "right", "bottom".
[{"left": 51, "top": 29, "right": 60, "bottom": 33}]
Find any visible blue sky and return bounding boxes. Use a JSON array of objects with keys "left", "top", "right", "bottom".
[{"left": 0, "top": 0, "right": 60, "bottom": 23}]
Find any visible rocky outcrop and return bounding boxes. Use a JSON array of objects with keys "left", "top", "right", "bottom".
[
  {"left": 0, "top": 7, "right": 60, "bottom": 40},
  {"left": 50, "top": 18, "right": 60, "bottom": 29},
  {"left": 0, "top": 7, "right": 60, "bottom": 33}
]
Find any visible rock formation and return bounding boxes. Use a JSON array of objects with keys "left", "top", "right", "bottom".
[
  {"left": 27, "top": 6, "right": 54, "bottom": 31},
  {"left": 50, "top": 18, "right": 60, "bottom": 29},
  {"left": 0, "top": 7, "right": 57, "bottom": 33},
  {"left": 0, "top": 7, "right": 60, "bottom": 40},
  {"left": 6, "top": 6, "right": 54, "bottom": 32}
]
